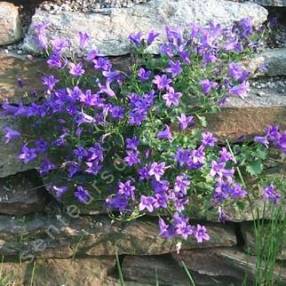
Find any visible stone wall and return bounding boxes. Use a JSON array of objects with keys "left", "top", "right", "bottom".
[{"left": 0, "top": 0, "right": 286, "bottom": 285}]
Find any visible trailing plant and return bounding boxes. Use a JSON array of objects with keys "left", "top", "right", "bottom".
[{"left": 2, "top": 18, "right": 286, "bottom": 249}]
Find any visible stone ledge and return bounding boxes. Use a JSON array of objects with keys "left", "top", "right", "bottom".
[
  {"left": 22, "top": 0, "right": 267, "bottom": 56},
  {"left": 0, "top": 214, "right": 237, "bottom": 258}
]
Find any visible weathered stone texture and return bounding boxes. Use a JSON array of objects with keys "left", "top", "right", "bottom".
[
  {"left": 0, "top": 170, "right": 47, "bottom": 215},
  {"left": 0, "top": 215, "right": 236, "bottom": 258},
  {"left": 23, "top": 0, "right": 268, "bottom": 56},
  {"left": 0, "top": 2, "right": 22, "bottom": 46}
]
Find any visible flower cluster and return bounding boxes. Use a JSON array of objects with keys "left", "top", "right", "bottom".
[
  {"left": 255, "top": 125, "right": 286, "bottom": 154},
  {"left": 2, "top": 18, "right": 267, "bottom": 243}
]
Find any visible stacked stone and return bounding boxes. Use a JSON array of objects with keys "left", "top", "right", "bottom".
[
  {"left": 40, "top": 0, "right": 151, "bottom": 12},
  {"left": 0, "top": 0, "right": 286, "bottom": 285}
]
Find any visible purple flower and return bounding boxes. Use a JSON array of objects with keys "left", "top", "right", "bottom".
[
  {"left": 78, "top": 32, "right": 90, "bottom": 49},
  {"left": 110, "top": 106, "right": 125, "bottom": 120},
  {"left": 146, "top": 31, "right": 160, "bottom": 45},
  {"left": 93, "top": 57, "right": 111, "bottom": 71},
  {"left": 219, "top": 147, "right": 234, "bottom": 163},
  {"left": 149, "top": 162, "right": 166, "bottom": 181},
  {"left": 157, "top": 125, "right": 173, "bottom": 141},
  {"left": 19, "top": 145, "right": 37, "bottom": 164},
  {"left": 47, "top": 53, "right": 63, "bottom": 69},
  {"left": 128, "top": 32, "right": 143, "bottom": 46},
  {"left": 126, "top": 137, "right": 140, "bottom": 150},
  {"left": 163, "top": 87, "right": 182, "bottom": 107},
  {"left": 139, "top": 195, "right": 155, "bottom": 212},
  {"left": 173, "top": 213, "right": 193, "bottom": 240},
  {"left": 118, "top": 180, "right": 136, "bottom": 200},
  {"left": 228, "top": 63, "right": 249, "bottom": 82},
  {"left": 138, "top": 166, "right": 150, "bottom": 181},
  {"left": 159, "top": 218, "right": 173, "bottom": 239},
  {"left": 200, "top": 79, "right": 218, "bottom": 95},
  {"left": 166, "top": 60, "right": 182, "bottom": 78},
  {"left": 33, "top": 22, "right": 49, "bottom": 50},
  {"left": 138, "top": 68, "right": 151, "bottom": 81},
  {"left": 153, "top": 75, "right": 172, "bottom": 91},
  {"left": 177, "top": 113, "right": 194, "bottom": 130},
  {"left": 3, "top": 127, "right": 21, "bottom": 144},
  {"left": 35, "top": 139, "right": 48, "bottom": 153},
  {"left": 69, "top": 62, "right": 85, "bottom": 77},
  {"left": 42, "top": 75, "right": 59, "bottom": 91},
  {"left": 254, "top": 136, "right": 269, "bottom": 148},
  {"left": 229, "top": 82, "right": 249, "bottom": 98},
  {"left": 195, "top": 225, "right": 210, "bottom": 243},
  {"left": 51, "top": 38, "right": 70, "bottom": 53},
  {"left": 40, "top": 159, "right": 55, "bottom": 175},
  {"left": 237, "top": 17, "right": 253, "bottom": 38},
  {"left": 85, "top": 160, "right": 101, "bottom": 175},
  {"left": 174, "top": 174, "right": 190, "bottom": 194},
  {"left": 75, "top": 186, "right": 91, "bottom": 204},
  {"left": 263, "top": 184, "right": 281, "bottom": 204},
  {"left": 201, "top": 132, "right": 217, "bottom": 147},
  {"left": 51, "top": 185, "right": 68, "bottom": 199},
  {"left": 106, "top": 194, "right": 129, "bottom": 212},
  {"left": 124, "top": 150, "right": 140, "bottom": 166}
]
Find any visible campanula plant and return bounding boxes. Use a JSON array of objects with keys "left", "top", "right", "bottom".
[{"left": 2, "top": 18, "right": 285, "bottom": 244}]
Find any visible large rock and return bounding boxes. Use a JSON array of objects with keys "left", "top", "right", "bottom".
[
  {"left": 0, "top": 215, "right": 236, "bottom": 258},
  {"left": 22, "top": 0, "right": 268, "bottom": 56},
  {"left": 0, "top": 257, "right": 115, "bottom": 286},
  {"left": 173, "top": 248, "right": 247, "bottom": 285},
  {"left": 218, "top": 248, "right": 286, "bottom": 284},
  {"left": 241, "top": 222, "right": 286, "bottom": 260},
  {"left": 0, "top": 51, "right": 46, "bottom": 104},
  {"left": 0, "top": 2, "right": 22, "bottom": 46},
  {"left": 248, "top": 48, "right": 286, "bottom": 78},
  {"left": 241, "top": 0, "right": 286, "bottom": 7},
  {"left": 0, "top": 170, "right": 48, "bottom": 215},
  {"left": 122, "top": 255, "right": 189, "bottom": 286}
]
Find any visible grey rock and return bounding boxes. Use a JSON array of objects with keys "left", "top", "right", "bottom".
[
  {"left": 241, "top": 222, "right": 286, "bottom": 260},
  {"left": 248, "top": 48, "right": 286, "bottom": 77},
  {"left": 0, "top": 215, "right": 236, "bottom": 258},
  {"left": 0, "top": 170, "right": 48, "bottom": 215},
  {"left": 23, "top": 0, "right": 268, "bottom": 56},
  {"left": 0, "top": 2, "right": 22, "bottom": 46},
  {"left": 122, "top": 255, "right": 189, "bottom": 286},
  {"left": 218, "top": 248, "right": 286, "bottom": 284}
]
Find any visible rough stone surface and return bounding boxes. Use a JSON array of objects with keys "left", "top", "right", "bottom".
[
  {"left": 0, "top": 170, "right": 48, "bottom": 215},
  {"left": 173, "top": 248, "right": 246, "bottom": 285},
  {"left": 0, "top": 51, "right": 46, "bottom": 104},
  {"left": 0, "top": 50, "right": 131, "bottom": 104},
  {"left": 241, "top": 222, "right": 286, "bottom": 260},
  {"left": 23, "top": 0, "right": 268, "bottom": 56},
  {"left": 0, "top": 2, "right": 22, "bottom": 46},
  {"left": 0, "top": 257, "right": 115, "bottom": 286},
  {"left": 0, "top": 215, "right": 236, "bottom": 258},
  {"left": 122, "top": 255, "right": 189, "bottom": 286},
  {"left": 0, "top": 114, "right": 40, "bottom": 178},
  {"left": 218, "top": 248, "right": 286, "bottom": 284},
  {"left": 248, "top": 48, "right": 286, "bottom": 77},
  {"left": 207, "top": 107, "right": 286, "bottom": 141},
  {"left": 238, "top": 0, "right": 286, "bottom": 7}
]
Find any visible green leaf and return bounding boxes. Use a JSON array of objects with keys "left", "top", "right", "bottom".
[{"left": 246, "top": 160, "right": 263, "bottom": 176}]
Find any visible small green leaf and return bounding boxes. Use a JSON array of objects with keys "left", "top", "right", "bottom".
[{"left": 246, "top": 160, "right": 263, "bottom": 176}]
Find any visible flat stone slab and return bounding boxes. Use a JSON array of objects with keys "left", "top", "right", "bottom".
[
  {"left": 248, "top": 48, "right": 286, "bottom": 78},
  {"left": 22, "top": 0, "right": 268, "bottom": 56},
  {"left": 0, "top": 257, "right": 115, "bottom": 286},
  {"left": 0, "top": 2, "right": 22, "bottom": 46},
  {"left": 207, "top": 106, "right": 286, "bottom": 141},
  {"left": 0, "top": 51, "right": 46, "bottom": 104},
  {"left": 0, "top": 215, "right": 236, "bottom": 258},
  {"left": 241, "top": 222, "right": 286, "bottom": 260}
]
